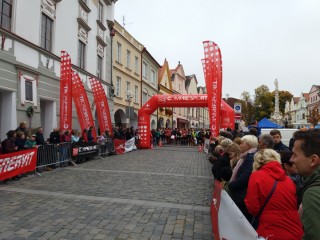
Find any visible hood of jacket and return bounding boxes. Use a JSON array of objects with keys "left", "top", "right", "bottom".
[{"left": 259, "top": 161, "right": 287, "bottom": 181}]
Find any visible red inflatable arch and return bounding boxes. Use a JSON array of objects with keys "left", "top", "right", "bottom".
[{"left": 138, "top": 94, "right": 234, "bottom": 149}]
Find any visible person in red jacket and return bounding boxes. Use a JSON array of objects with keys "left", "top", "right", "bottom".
[
  {"left": 81, "top": 129, "right": 88, "bottom": 143},
  {"left": 245, "top": 149, "right": 303, "bottom": 240}
]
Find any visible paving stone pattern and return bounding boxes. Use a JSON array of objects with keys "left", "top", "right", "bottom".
[{"left": 0, "top": 146, "right": 214, "bottom": 240}]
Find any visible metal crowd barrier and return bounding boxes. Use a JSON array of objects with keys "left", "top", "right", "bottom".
[
  {"left": 36, "top": 142, "right": 73, "bottom": 171},
  {"left": 36, "top": 140, "right": 114, "bottom": 172},
  {"left": 58, "top": 142, "right": 73, "bottom": 166},
  {"left": 97, "top": 137, "right": 115, "bottom": 157},
  {"left": 36, "top": 144, "right": 59, "bottom": 168}
]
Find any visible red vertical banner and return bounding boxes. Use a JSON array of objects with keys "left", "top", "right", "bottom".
[
  {"left": 88, "top": 78, "right": 113, "bottom": 136},
  {"left": 203, "top": 41, "right": 223, "bottom": 137},
  {"left": 72, "top": 72, "right": 96, "bottom": 138},
  {"left": 60, "top": 51, "right": 72, "bottom": 131}
]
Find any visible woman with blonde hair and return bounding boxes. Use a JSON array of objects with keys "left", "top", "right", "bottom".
[
  {"left": 228, "top": 134, "right": 258, "bottom": 221},
  {"left": 245, "top": 149, "right": 303, "bottom": 240},
  {"left": 226, "top": 143, "right": 241, "bottom": 169}
]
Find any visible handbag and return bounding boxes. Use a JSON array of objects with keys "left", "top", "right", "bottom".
[{"left": 251, "top": 180, "right": 278, "bottom": 230}]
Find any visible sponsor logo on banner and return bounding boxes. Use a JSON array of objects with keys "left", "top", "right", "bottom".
[
  {"left": 72, "top": 72, "right": 96, "bottom": 138},
  {"left": 0, "top": 149, "right": 37, "bottom": 180},
  {"left": 89, "top": 78, "right": 113, "bottom": 136},
  {"left": 78, "top": 145, "right": 97, "bottom": 153},
  {"left": 72, "top": 148, "right": 79, "bottom": 156},
  {"left": 60, "top": 51, "right": 72, "bottom": 131}
]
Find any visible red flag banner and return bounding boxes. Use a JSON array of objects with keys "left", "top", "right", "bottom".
[
  {"left": 203, "top": 41, "right": 223, "bottom": 137},
  {"left": 0, "top": 148, "right": 37, "bottom": 181},
  {"left": 89, "top": 78, "right": 113, "bottom": 136},
  {"left": 114, "top": 139, "right": 125, "bottom": 154},
  {"left": 72, "top": 72, "right": 96, "bottom": 138},
  {"left": 60, "top": 51, "right": 72, "bottom": 131}
]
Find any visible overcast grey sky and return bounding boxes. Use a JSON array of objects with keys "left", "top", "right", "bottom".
[{"left": 114, "top": 0, "right": 320, "bottom": 99}]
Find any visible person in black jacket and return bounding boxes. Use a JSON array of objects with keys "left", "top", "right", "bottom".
[
  {"left": 1, "top": 130, "right": 18, "bottom": 153},
  {"left": 35, "top": 127, "right": 46, "bottom": 145},
  {"left": 210, "top": 138, "right": 233, "bottom": 181},
  {"left": 49, "top": 128, "right": 60, "bottom": 144},
  {"left": 228, "top": 134, "right": 258, "bottom": 222},
  {"left": 270, "top": 129, "right": 290, "bottom": 152},
  {"left": 15, "top": 131, "right": 26, "bottom": 150}
]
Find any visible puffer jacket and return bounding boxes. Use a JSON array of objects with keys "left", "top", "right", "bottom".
[
  {"left": 245, "top": 161, "right": 303, "bottom": 240},
  {"left": 301, "top": 166, "right": 320, "bottom": 240}
]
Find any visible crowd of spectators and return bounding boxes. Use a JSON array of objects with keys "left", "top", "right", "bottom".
[{"left": 208, "top": 127, "right": 320, "bottom": 239}]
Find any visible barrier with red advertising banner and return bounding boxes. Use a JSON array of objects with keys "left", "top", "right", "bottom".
[
  {"left": 211, "top": 180, "right": 259, "bottom": 240},
  {"left": 0, "top": 148, "right": 37, "bottom": 181},
  {"left": 114, "top": 137, "right": 137, "bottom": 155},
  {"left": 114, "top": 139, "right": 126, "bottom": 154}
]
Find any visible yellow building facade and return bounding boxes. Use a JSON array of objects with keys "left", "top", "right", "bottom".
[{"left": 112, "top": 21, "right": 143, "bottom": 128}]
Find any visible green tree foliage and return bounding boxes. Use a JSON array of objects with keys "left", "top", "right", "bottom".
[
  {"left": 240, "top": 91, "right": 255, "bottom": 125},
  {"left": 240, "top": 85, "right": 294, "bottom": 125},
  {"left": 254, "top": 85, "right": 274, "bottom": 120}
]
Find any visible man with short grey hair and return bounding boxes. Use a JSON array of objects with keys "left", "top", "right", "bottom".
[{"left": 258, "top": 134, "right": 274, "bottom": 150}]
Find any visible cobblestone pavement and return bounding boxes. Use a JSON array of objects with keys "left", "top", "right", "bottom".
[{"left": 0, "top": 146, "right": 214, "bottom": 240}]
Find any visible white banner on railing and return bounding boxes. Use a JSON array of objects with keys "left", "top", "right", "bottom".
[
  {"left": 212, "top": 180, "right": 260, "bottom": 240},
  {"left": 125, "top": 137, "right": 137, "bottom": 153}
]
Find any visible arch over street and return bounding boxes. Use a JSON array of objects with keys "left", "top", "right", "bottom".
[{"left": 138, "top": 94, "right": 234, "bottom": 149}]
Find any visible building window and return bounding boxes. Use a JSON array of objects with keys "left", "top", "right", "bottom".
[
  {"left": 142, "top": 92, "right": 147, "bottom": 105},
  {"left": 41, "top": 14, "right": 53, "bottom": 51},
  {"left": 116, "top": 77, "right": 121, "bottom": 97},
  {"left": 126, "top": 50, "right": 131, "bottom": 68},
  {"left": 97, "top": 56, "right": 103, "bottom": 79},
  {"left": 98, "top": 1, "right": 103, "bottom": 22},
  {"left": 78, "top": 41, "right": 86, "bottom": 69},
  {"left": 25, "top": 81, "right": 33, "bottom": 101},
  {"left": 142, "top": 61, "right": 148, "bottom": 78},
  {"left": 134, "top": 85, "right": 138, "bottom": 103},
  {"left": 126, "top": 81, "right": 130, "bottom": 98},
  {"left": 0, "top": 0, "right": 12, "bottom": 31},
  {"left": 151, "top": 69, "right": 156, "bottom": 85},
  {"left": 116, "top": 42, "right": 122, "bottom": 63},
  {"left": 20, "top": 75, "right": 37, "bottom": 106},
  {"left": 135, "top": 56, "right": 139, "bottom": 73}
]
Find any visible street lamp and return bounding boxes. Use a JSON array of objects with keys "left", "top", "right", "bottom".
[{"left": 127, "top": 92, "right": 133, "bottom": 128}]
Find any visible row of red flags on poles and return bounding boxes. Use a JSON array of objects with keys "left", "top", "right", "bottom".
[{"left": 59, "top": 51, "right": 112, "bottom": 136}]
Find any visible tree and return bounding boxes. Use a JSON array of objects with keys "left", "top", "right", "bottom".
[
  {"left": 307, "top": 106, "right": 320, "bottom": 126},
  {"left": 272, "top": 90, "right": 293, "bottom": 114},
  {"left": 240, "top": 91, "right": 255, "bottom": 125},
  {"left": 254, "top": 85, "right": 274, "bottom": 120}
]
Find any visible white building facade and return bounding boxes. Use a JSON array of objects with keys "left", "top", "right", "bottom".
[
  {"left": 284, "top": 93, "right": 310, "bottom": 128},
  {"left": 0, "top": 0, "right": 117, "bottom": 140}
]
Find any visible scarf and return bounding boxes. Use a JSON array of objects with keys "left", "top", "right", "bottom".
[{"left": 230, "top": 147, "right": 257, "bottom": 182}]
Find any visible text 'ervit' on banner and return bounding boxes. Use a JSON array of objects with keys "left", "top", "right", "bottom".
[
  {"left": 60, "top": 51, "right": 72, "bottom": 131},
  {"left": 203, "top": 41, "right": 223, "bottom": 137},
  {"left": 72, "top": 72, "right": 96, "bottom": 138},
  {"left": 89, "top": 78, "right": 113, "bottom": 136},
  {"left": 0, "top": 148, "right": 37, "bottom": 181}
]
